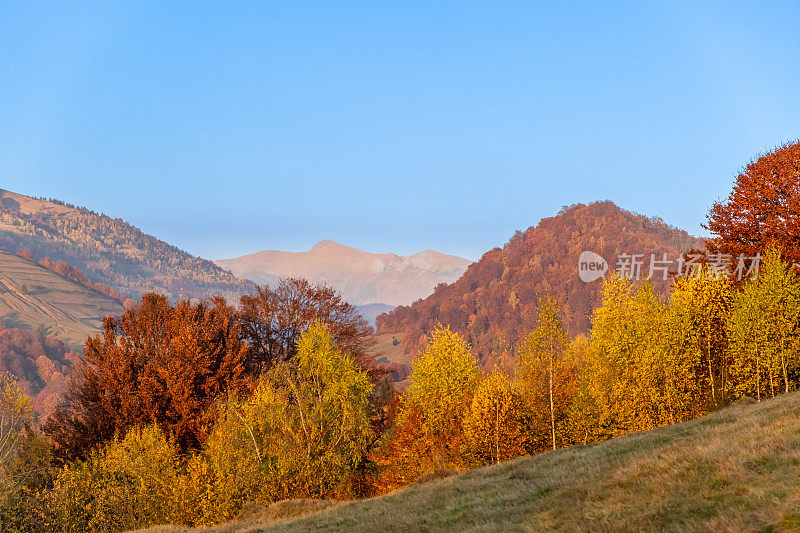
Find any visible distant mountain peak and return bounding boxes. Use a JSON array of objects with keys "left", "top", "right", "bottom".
[
  {"left": 310, "top": 239, "right": 347, "bottom": 251},
  {"left": 216, "top": 242, "right": 472, "bottom": 307}
]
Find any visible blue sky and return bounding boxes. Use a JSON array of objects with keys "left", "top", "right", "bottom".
[{"left": 1, "top": 2, "right": 799, "bottom": 261}]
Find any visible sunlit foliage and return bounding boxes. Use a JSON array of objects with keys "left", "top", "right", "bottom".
[
  {"left": 185, "top": 322, "right": 373, "bottom": 524},
  {"left": 44, "top": 425, "right": 182, "bottom": 532},
  {"left": 464, "top": 371, "right": 527, "bottom": 464},
  {"left": 706, "top": 141, "right": 800, "bottom": 263},
  {"left": 44, "top": 293, "right": 253, "bottom": 460},
  {"left": 516, "top": 295, "right": 575, "bottom": 451},
  {"left": 728, "top": 245, "right": 800, "bottom": 400}
]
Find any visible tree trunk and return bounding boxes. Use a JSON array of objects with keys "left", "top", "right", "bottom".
[
  {"left": 770, "top": 367, "right": 775, "bottom": 398},
  {"left": 495, "top": 407, "right": 500, "bottom": 464},
  {"left": 549, "top": 355, "right": 555, "bottom": 451},
  {"left": 707, "top": 330, "right": 716, "bottom": 405},
  {"left": 781, "top": 335, "right": 789, "bottom": 394},
  {"left": 756, "top": 354, "right": 761, "bottom": 402}
]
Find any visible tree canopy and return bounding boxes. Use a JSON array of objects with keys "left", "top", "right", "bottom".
[{"left": 706, "top": 141, "right": 800, "bottom": 263}]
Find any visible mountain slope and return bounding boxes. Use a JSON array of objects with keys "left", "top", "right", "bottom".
[
  {"left": 0, "top": 189, "right": 251, "bottom": 302},
  {"left": 216, "top": 240, "right": 472, "bottom": 306},
  {"left": 152, "top": 392, "right": 800, "bottom": 532},
  {"left": 377, "top": 202, "right": 702, "bottom": 364},
  {"left": 0, "top": 249, "right": 124, "bottom": 349}
]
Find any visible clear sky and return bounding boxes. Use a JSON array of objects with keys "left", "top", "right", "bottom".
[{"left": 1, "top": 2, "right": 799, "bottom": 261}]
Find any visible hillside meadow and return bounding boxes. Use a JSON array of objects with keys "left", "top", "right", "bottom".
[{"left": 141, "top": 391, "right": 800, "bottom": 532}]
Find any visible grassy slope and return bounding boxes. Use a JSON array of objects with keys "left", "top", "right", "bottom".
[
  {"left": 150, "top": 392, "right": 800, "bottom": 533},
  {"left": 0, "top": 250, "right": 123, "bottom": 349}
]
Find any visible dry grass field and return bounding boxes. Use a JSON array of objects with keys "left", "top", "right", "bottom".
[{"left": 140, "top": 391, "right": 800, "bottom": 532}]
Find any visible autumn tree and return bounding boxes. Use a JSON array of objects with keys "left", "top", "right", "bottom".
[
  {"left": 728, "top": 245, "right": 800, "bottom": 400},
  {"left": 464, "top": 371, "right": 527, "bottom": 464},
  {"left": 239, "top": 278, "right": 375, "bottom": 372},
  {"left": 44, "top": 425, "right": 183, "bottom": 532},
  {"left": 186, "top": 322, "right": 373, "bottom": 524},
  {"left": 560, "top": 335, "right": 599, "bottom": 445},
  {"left": 378, "top": 327, "right": 479, "bottom": 486},
  {"left": 706, "top": 141, "right": 800, "bottom": 264},
  {"left": 581, "top": 274, "right": 701, "bottom": 437},
  {"left": 669, "top": 270, "right": 734, "bottom": 406},
  {"left": 0, "top": 372, "right": 33, "bottom": 473},
  {"left": 516, "top": 295, "right": 573, "bottom": 451},
  {"left": 44, "top": 293, "right": 253, "bottom": 460},
  {"left": 0, "top": 374, "right": 52, "bottom": 532}
]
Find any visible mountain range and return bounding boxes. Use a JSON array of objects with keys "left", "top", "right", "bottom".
[
  {"left": 0, "top": 189, "right": 705, "bottom": 376},
  {"left": 216, "top": 240, "right": 472, "bottom": 307}
]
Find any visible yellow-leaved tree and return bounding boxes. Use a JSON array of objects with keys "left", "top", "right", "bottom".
[
  {"left": 581, "top": 274, "right": 699, "bottom": 437},
  {"left": 728, "top": 244, "right": 800, "bottom": 400},
  {"left": 669, "top": 269, "right": 733, "bottom": 407},
  {"left": 376, "top": 326, "right": 479, "bottom": 488},
  {"left": 406, "top": 326, "right": 479, "bottom": 466},
  {"left": 184, "top": 321, "right": 373, "bottom": 525},
  {"left": 516, "top": 295, "right": 574, "bottom": 451},
  {"left": 0, "top": 372, "right": 33, "bottom": 473},
  {"left": 44, "top": 424, "right": 182, "bottom": 532},
  {"left": 464, "top": 371, "right": 527, "bottom": 464},
  {"left": 0, "top": 372, "right": 47, "bottom": 531}
]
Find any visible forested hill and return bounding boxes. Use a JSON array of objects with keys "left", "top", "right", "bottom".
[
  {"left": 0, "top": 189, "right": 252, "bottom": 302},
  {"left": 376, "top": 201, "right": 703, "bottom": 365}
]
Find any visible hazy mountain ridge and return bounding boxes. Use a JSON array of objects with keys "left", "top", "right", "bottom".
[
  {"left": 355, "top": 303, "right": 396, "bottom": 326},
  {"left": 377, "top": 201, "right": 703, "bottom": 365},
  {"left": 216, "top": 240, "right": 472, "bottom": 307},
  {"left": 0, "top": 189, "right": 252, "bottom": 302}
]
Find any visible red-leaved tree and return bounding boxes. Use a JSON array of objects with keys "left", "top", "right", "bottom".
[
  {"left": 706, "top": 140, "right": 800, "bottom": 263},
  {"left": 44, "top": 293, "right": 253, "bottom": 460}
]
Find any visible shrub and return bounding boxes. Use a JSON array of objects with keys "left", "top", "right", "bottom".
[{"left": 44, "top": 425, "right": 182, "bottom": 532}]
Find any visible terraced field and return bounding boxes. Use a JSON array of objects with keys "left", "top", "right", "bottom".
[{"left": 0, "top": 249, "right": 123, "bottom": 349}]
